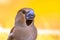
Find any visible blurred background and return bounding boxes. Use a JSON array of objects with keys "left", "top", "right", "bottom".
[{"left": 0, "top": 0, "right": 60, "bottom": 40}]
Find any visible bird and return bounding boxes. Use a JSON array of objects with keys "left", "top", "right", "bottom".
[{"left": 7, "top": 8, "right": 37, "bottom": 40}]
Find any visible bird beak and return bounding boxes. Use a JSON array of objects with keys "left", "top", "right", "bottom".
[{"left": 25, "top": 10, "right": 35, "bottom": 20}]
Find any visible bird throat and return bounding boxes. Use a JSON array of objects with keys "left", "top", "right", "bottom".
[{"left": 26, "top": 20, "right": 33, "bottom": 26}]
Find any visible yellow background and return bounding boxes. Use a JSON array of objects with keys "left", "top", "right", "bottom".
[{"left": 0, "top": 0, "right": 60, "bottom": 40}]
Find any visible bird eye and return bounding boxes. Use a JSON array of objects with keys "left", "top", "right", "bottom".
[{"left": 22, "top": 10, "right": 26, "bottom": 14}]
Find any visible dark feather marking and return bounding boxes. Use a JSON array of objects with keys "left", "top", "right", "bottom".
[{"left": 26, "top": 20, "right": 33, "bottom": 26}]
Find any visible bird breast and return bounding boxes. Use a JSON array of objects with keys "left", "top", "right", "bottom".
[{"left": 13, "top": 26, "right": 37, "bottom": 40}]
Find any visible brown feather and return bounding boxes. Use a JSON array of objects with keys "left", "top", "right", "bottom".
[{"left": 7, "top": 8, "right": 37, "bottom": 40}]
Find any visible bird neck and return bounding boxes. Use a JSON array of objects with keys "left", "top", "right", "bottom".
[
  {"left": 15, "top": 19, "right": 26, "bottom": 27},
  {"left": 15, "top": 20, "right": 34, "bottom": 27}
]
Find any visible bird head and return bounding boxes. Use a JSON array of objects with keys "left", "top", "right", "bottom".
[{"left": 15, "top": 8, "right": 35, "bottom": 26}]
